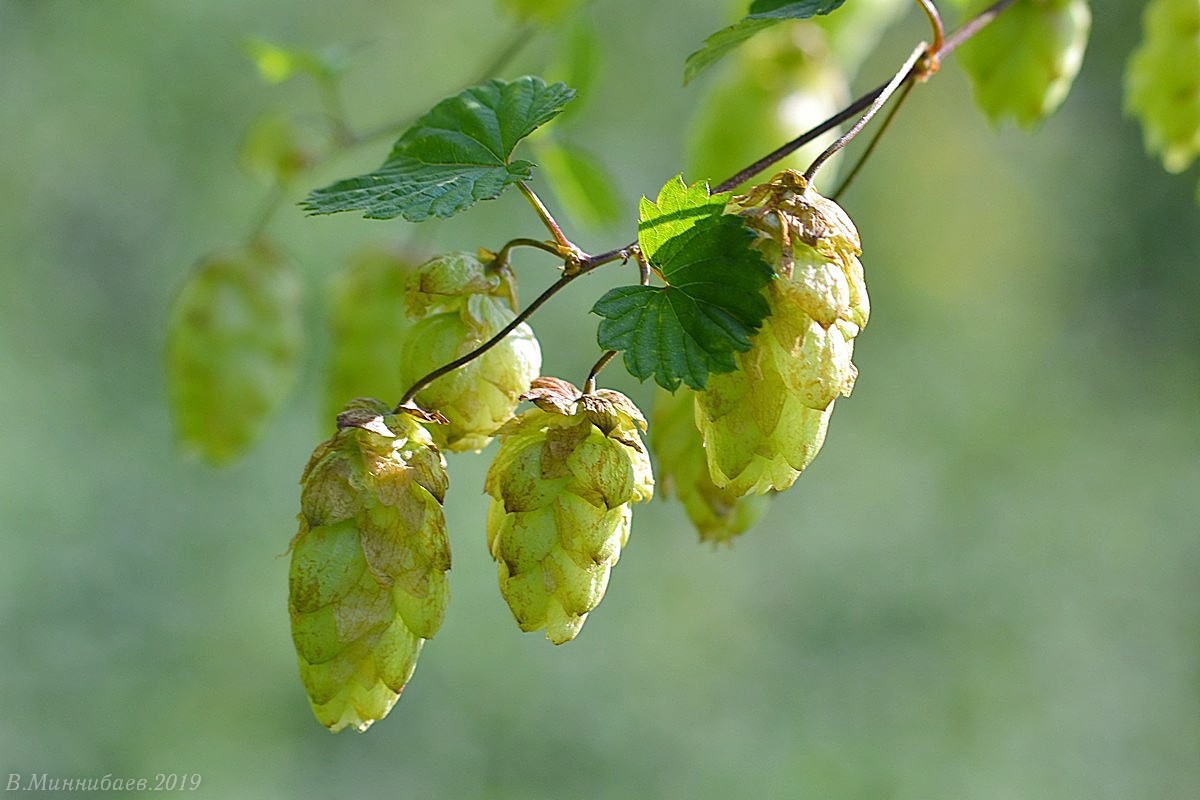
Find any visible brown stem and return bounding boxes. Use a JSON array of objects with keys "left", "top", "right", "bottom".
[
  {"left": 831, "top": 79, "right": 915, "bottom": 202},
  {"left": 803, "top": 43, "right": 927, "bottom": 184},
  {"left": 396, "top": 249, "right": 627, "bottom": 409},
  {"left": 582, "top": 351, "right": 618, "bottom": 394},
  {"left": 394, "top": 0, "right": 1021, "bottom": 411},
  {"left": 714, "top": 0, "right": 1018, "bottom": 193}
]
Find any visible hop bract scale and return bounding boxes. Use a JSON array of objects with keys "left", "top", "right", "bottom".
[
  {"left": 1126, "top": 0, "right": 1200, "bottom": 175},
  {"left": 695, "top": 170, "right": 868, "bottom": 496},
  {"left": 484, "top": 377, "right": 653, "bottom": 644},
  {"left": 399, "top": 252, "right": 541, "bottom": 452},
  {"left": 288, "top": 399, "right": 451, "bottom": 732}
]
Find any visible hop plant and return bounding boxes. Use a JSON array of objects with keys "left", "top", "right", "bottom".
[
  {"left": 399, "top": 252, "right": 541, "bottom": 452},
  {"left": 694, "top": 170, "right": 868, "bottom": 496},
  {"left": 953, "top": 0, "right": 1092, "bottom": 128},
  {"left": 650, "top": 387, "right": 768, "bottom": 544},
  {"left": 484, "top": 378, "right": 653, "bottom": 644},
  {"left": 324, "top": 246, "right": 419, "bottom": 421},
  {"left": 288, "top": 399, "right": 451, "bottom": 732},
  {"left": 166, "top": 241, "right": 302, "bottom": 464},
  {"left": 1125, "top": 0, "right": 1200, "bottom": 174}
]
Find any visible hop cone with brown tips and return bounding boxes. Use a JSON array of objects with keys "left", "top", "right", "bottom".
[
  {"left": 695, "top": 170, "right": 868, "bottom": 496},
  {"left": 288, "top": 398, "right": 451, "bottom": 732},
  {"left": 399, "top": 252, "right": 541, "bottom": 452},
  {"left": 484, "top": 378, "right": 653, "bottom": 644}
]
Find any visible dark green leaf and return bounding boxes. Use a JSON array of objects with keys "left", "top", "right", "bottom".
[
  {"left": 747, "top": 0, "right": 846, "bottom": 19},
  {"left": 683, "top": 0, "right": 847, "bottom": 84},
  {"left": 303, "top": 77, "right": 575, "bottom": 221},
  {"left": 592, "top": 177, "right": 773, "bottom": 390}
]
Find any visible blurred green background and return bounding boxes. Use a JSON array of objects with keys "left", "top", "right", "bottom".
[{"left": 1, "top": 1, "right": 1197, "bottom": 797}]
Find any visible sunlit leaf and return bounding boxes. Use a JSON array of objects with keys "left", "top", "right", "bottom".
[{"left": 303, "top": 77, "right": 575, "bottom": 221}]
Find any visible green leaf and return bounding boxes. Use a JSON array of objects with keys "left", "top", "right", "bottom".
[
  {"left": 747, "top": 0, "right": 847, "bottom": 19},
  {"left": 592, "top": 177, "right": 773, "bottom": 390},
  {"left": 303, "top": 77, "right": 575, "bottom": 221},
  {"left": 683, "top": 19, "right": 774, "bottom": 85},
  {"left": 546, "top": 21, "right": 602, "bottom": 120},
  {"left": 684, "top": 0, "right": 847, "bottom": 84},
  {"left": 533, "top": 139, "right": 623, "bottom": 227}
]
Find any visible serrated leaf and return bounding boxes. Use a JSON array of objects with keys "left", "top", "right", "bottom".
[
  {"left": 303, "top": 77, "right": 575, "bottom": 221},
  {"left": 534, "top": 139, "right": 622, "bottom": 227},
  {"left": 592, "top": 177, "right": 773, "bottom": 390},
  {"left": 684, "top": 0, "right": 847, "bottom": 84}
]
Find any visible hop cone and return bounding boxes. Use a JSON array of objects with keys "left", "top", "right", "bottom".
[
  {"left": 484, "top": 378, "right": 653, "bottom": 644},
  {"left": 650, "top": 387, "right": 768, "bottom": 544},
  {"left": 954, "top": 0, "right": 1091, "bottom": 128},
  {"left": 166, "top": 241, "right": 302, "bottom": 464},
  {"left": 695, "top": 171, "right": 868, "bottom": 496},
  {"left": 399, "top": 252, "right": 541, "bottom": 452},
  {"left": 1125, "top": 0, "right": 1200, "bottom": 174},
  {"left": 324, "top": 246, "right": 418, "bottom": 422},
  {"left": 288, "top": 399, "right": 451, "bottom": 732}
]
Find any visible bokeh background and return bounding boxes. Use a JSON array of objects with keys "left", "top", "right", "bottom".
[{"left": 1, "top": 1, "right": 1197, "bottom": 797}]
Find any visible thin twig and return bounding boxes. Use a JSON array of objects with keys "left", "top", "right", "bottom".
[
  {"left": 804, "top": 43, "right": 927, "bottom": 184},
  {"left": 831, "top": 79, "right": 915, "bottom": 202},
  {"left": 394, "top": 0, "right": 1021, "bottom": 410},
  {"left": 518, "top": 182, "right": 574, "bottom": 251},
  {"left": 396, "top": 249, "right": 627, "bottom": 409},
  {"left": 713, "top": 0, "right": 1017, "bottom": 193}
]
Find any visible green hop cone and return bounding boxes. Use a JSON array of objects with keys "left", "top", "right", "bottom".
[
  {"left": 954, "top": 0, "right": 1091, "bottom": 128},
  {"left": 650, "top": 387, "right": 768, "bottom": 544},
  {"left": 404, "top": 250, "right": 513, "bottom": 319},
  {"left": 1125, "top": 0, "right": 1200, "bottom": 174},
  {"left": 289, "top": 399, "right": 451, "bottom": 733},
  {"left": 399, "top": 252, "right": 541, "bottom": 452},
  {"left": 324, "top": 246, "right": 420, "bottom": 422},
  {"left": 484, "top": 377, "right": 653, "bottom": 644},
  {"left": 166, "top": 241, "right": 302, "bottom": 464},
  {"left": 695, "top": 170, "right": 868, "bottom": 496}
]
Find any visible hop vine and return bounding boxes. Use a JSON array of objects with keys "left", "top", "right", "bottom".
[{"left": 157, "top": 0, "right": 1200, "bottom": 732}]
